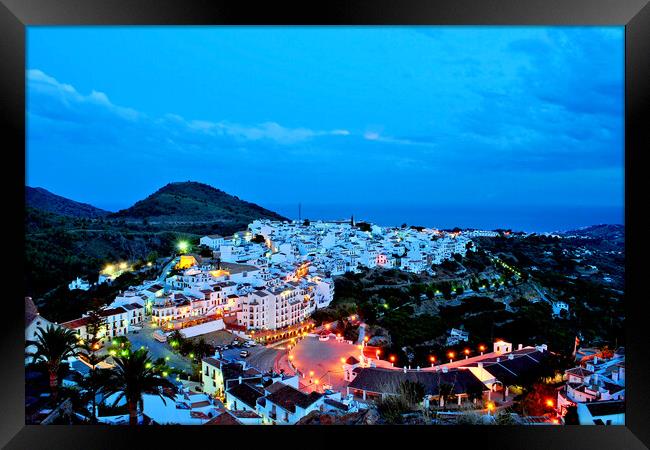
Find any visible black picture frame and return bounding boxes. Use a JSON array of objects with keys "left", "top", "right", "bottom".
[{"left": 2, "top": 0, "right": 649, "bottom": 448}]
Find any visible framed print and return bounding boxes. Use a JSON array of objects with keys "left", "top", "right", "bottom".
[{"left": 1, "top": 0, "right": 649, "bottom": 449}]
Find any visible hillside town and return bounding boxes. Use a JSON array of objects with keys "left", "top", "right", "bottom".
[{"left": 25, "top": 219, "right": 624, "bottom": 426}]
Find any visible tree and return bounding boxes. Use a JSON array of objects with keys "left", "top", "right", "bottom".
[
  {"left": 26, "top": 325, "right": 81, "bottom": 402},
  {"left": 466, "top": 383, "right": 485, "bottom": 404},
  {"left": 78, "top": 307, "right": 108, "bottom": 423},
  {"left": 100, "top": 348, "right": 177, "bottom": 425},
  {"left": 356, "top": 222, "right": 372, "bottom": 233},
  {"left": 564, "top": 405, "right": 579, "bottom": 425},
  {"left": 168, "top": 330, "right": 185, "bottom": 350},
  {"left": 192, "top": 339, "right": 212, "bottom": 361},
  {"left": 198, "top": 245, "right": 213, "bottom": 257},
  {"left": 437, "top": 382, "right": 455, "bottom": 408},
  {"left": 302, "top": 219, "right": 310, "bottom": 227},
  {"left": 146, "top": 251, "right": 159, "bottom": 264},
  {"left": 251, "top": 234, "right": 266, "bottom": 244},
  {"left": 399, "top": 381, "right": 425, "bottom": 408}
]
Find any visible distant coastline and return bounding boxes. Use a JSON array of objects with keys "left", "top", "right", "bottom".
[{"left": 263, "top": 203, "right": 624, "bottom": 234}]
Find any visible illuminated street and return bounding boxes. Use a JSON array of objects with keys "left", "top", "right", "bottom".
[{"left": 289, "top": 335, "right": 362, "bottom": 393}]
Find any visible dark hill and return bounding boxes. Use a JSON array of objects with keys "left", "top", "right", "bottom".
[
  {"left": 26, "top": 186, "right": 110, "bottom": 218},
  {"left": 560, "top": 224, "right": 624, "bottom": 245},
  {"left": 109, "top": 181, "right": 287, "bottom": 223}
]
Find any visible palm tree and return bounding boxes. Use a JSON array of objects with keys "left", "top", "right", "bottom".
[
  {"left": 100, "top": 348, "right": 177, "bottom": 425},
  {"left": 26, "top": 325, "right": 81, "bottom": 402},
  {"left": 78, "top": 341, "right": 110, "bottom": 423},
  {"left": 78, "top": 305, "right": 108, "bottom": 423}
]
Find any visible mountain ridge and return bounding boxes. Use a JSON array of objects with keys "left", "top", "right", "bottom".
[
  {"left": 26, "top": 186, "right": 110, "bottom": 218},
  {"left": 109, "top": 181, "right": 288, "bottom": 222}
]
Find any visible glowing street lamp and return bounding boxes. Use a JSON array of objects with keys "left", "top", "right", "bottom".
[
  {"left": 340, "top": 357, "right": 346, "bottom": 364},
  {"left": 119, "top": 262, "right": 128, "bottom": 270},
  {"left": 375, "top": 349, "right": 381, "bottom": 360},
  {"left": 487, "top": 402, "right": 495, "bottom": 415},
  {"left": 448, "top": 351, "right": 455, "bottom": 363},
  {"left": 177, "top": 241, "right": 189, "bottom": 253},
  {"left": 479, "top": 344, "right": 486, "bottom": 355},
  {"left": 464, "top": 349, "right": 470, "bottom": 359},
  {"left": 429, "top": 355, "right": 436, "bottom": 367},
  {"left": 546, "top": 399, "right": 554, "bottom": 408},
  {"left": 389, "top": 355, "right": 396, "bottom": 367}
]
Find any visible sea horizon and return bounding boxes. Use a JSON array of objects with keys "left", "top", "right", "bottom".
[{"left": 262, "top": 203, "right": 624, "bottom": 234}]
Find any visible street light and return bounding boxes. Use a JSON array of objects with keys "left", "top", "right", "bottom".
[
  {"left": 177, "top": 241, "right": 189, "bottom": 253},
  {"left": 429, "top": 356, "right": 436, "bottom": 367},
  {"left": 389, "top": 355, "right": 396, "bottom": 367},
  {"left": 479, "top": 344, "right": 486, "bottom": 355},
  {"left": 464, "top": 349, "right": 470, "bottom": 359},
  {"left": 448, "top": 351, "right": 455, "bottom": 363}
]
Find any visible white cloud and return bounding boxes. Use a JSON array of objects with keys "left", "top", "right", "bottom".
[{"left": 28, "top": 69, "right": 350, "bottom": 145}]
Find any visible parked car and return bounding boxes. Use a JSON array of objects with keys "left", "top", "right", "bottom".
[{"left": 240, "top": 350, "right": 250, "bottom": 358}]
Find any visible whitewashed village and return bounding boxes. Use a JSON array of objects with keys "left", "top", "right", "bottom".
[{"left": 25, "top": 219, "right": 624, "bottom": 426}]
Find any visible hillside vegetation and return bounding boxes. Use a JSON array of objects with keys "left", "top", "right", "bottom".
[
  {"left": 110, "top": 181, "right": 287, "bottom": 224},
  {"left": 26, "top": 186, "right": 110, "bottom": 218},
  {"left": 25, "top": 181, "right": 288, "bottom": 300}
]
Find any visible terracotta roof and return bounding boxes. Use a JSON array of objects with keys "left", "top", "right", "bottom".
[
  {"left": 230, "top": 410, "right": 260, "bottom": 419},
  {"left": 204, "top": 411, "right": 241, "bottom": 425},
  {"left": 345, "top": 356, "right": 360, "bottom": 365},
  {"left": 99, "top": 307, "right": 127, "bottom": 317},
  {"left": 60, "top": 317, "right": 90, "bottom": 329},
  {"left": 191, "top": 400, "right": 212, "bottom": 409}
]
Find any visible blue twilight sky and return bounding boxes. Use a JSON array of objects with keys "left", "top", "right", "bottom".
[{"left": 26, "top": 26, "right": 624, "bottom": 230}]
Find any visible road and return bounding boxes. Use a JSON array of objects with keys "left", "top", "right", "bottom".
[
  {"left": 157, "top": 256, "right": 179, "bottom": 285},
  {"left": 127, "top": 321, "right": 192, "bottom": 374},
  {"left": 218, "top": 346, "right": 282, "bottom": 373}
]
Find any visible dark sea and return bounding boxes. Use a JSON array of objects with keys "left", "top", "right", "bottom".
[{"left": 263, "top": 203, "right": 624, "bottom": 234}]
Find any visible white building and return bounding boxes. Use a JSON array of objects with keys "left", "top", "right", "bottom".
[
  {"left": 200, "top": 234, "right": 225, "bottom": 250},
  {"left": 557, "top": 348, "right": 625, "bottom": 422},
  {"left": 60, "top": 306, "right": 130, "bottom": 343},
  {"left": 68, "top": 277, "right": 91, "bottom": 291}
]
